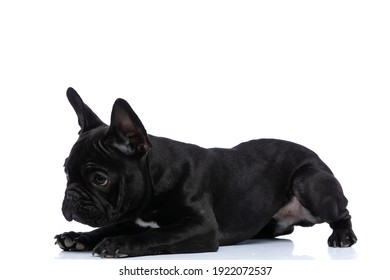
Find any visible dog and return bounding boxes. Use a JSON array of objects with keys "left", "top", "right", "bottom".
[{"left": 55, "top": 88, "right": 357, "bottom": 258}]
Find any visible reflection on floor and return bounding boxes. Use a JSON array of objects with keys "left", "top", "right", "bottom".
[{"left": 56, "top": 238, "right": 358, "bottom": 260}]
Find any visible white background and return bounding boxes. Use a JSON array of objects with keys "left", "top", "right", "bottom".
[{"left": 0, "top": 1, "right": 389, "bottom": 279}]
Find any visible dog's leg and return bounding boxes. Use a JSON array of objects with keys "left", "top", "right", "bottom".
[
  {"left": 55, "top": 222, "right": 149, "bottom": 252},
  {"left": 91, "top": 216, "right": 219, "bottom": 258},
  {"left": 292, "top": 165, "right": 357, "bottom": 247}
]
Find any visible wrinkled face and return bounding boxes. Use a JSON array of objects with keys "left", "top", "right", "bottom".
[{"left": 62, "top": 126, "right": 146, "bottom": 227}]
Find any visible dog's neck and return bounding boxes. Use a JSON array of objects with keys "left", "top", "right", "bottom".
[{"left": 146, "top": 135, "right": 198, "bottom": 195}]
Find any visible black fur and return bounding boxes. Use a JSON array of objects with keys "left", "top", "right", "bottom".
[{"left": 55, "top": 88, "right": 357, "bottom": 258}]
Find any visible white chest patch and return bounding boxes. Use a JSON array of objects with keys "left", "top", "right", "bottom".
[{"left": 135, "top": 218, "right": 160, "bottom": 229}]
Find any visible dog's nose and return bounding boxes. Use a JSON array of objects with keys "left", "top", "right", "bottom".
[{"left": 66, "top": 192, "right": 80, "bottom": 204}]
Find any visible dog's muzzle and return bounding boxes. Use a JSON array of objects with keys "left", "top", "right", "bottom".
[{"left": 62, "top": 189, "right": 105, "bottom": 226}]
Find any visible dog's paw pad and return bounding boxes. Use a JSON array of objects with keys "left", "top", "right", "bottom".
[
  {"left": 328, "top": 229, "right": 357, "bottom": 248},
  {"left": 75, "top": 242, "right": 86, "bottom": 251},
  {"left": 54, "top": 231, "right": 91, "bottom": 251},
  {"left": 63, "top": 236, "right": 74, "bottom": 248}
]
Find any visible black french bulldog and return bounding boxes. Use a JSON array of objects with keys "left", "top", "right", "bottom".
[{"left": 55, "top": 88, "right": 357, "bottom": 258}]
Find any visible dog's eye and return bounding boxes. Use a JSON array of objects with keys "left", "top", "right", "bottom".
[{"left": 92, "top": 173, "right": 109, "bottom": 187}]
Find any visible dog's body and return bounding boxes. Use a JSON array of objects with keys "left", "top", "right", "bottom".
[{"left": 55, "top": 88, "right": 357, "bottom": 258}]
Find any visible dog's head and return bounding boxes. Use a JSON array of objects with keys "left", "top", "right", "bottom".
[{"left": 62, "top": 88, "right": 152, "bottom": 227}]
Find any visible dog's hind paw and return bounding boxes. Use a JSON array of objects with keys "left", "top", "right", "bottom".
[
  {"left": 327, "top": 229, "right": 357, "bottom": 248},
  {"left": 54, "top": 231, "right": 94, "bottom": 251}
]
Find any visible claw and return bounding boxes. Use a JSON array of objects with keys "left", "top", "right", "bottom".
[
  {"left": 92, "top": 247, "right": 99, "bottom": 257},
  {"left": 92, "top": 250, "right": 99, "bottom": 257},
  {"left": 114, "top": 249, "right": 128, "bottom": 258},
  {"left": 56, "top": 239, "right": 66, "bottom": 250},
  {"left": 100, "top": 250, "right": 107, "bottom": 258}
]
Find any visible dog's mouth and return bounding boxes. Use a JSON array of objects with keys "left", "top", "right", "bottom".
[
  {"left": 63, "top": 205, "right": 108, "bottom": 227},
  {"left": 62, "top": 191, "right": 109, "bottom": 227}
]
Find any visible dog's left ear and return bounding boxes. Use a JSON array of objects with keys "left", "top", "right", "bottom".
[{"left": 106, "top": 98, "right": 152, "bottom": 155}]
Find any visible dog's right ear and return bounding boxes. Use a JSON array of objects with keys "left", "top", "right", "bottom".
[{"left": 66, "top": 87, "right": 105, "bottom": 134}]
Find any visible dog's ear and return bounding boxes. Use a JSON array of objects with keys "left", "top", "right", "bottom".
[
  {"left": 106, "top": 98, "right": 152, "bottom": 155},
  {"left": 66, "top": 87, "right": 105, "bottom": 134}
]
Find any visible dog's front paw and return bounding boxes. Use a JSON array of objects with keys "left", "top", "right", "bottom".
[
  {"left": 92, "top": 237, "right": 132, "bottom": 258},
  {"left": 328, "top": 229, "right": 357, "bottom": 248},
  {"left": 55, "top": 231, "right": 95, "bottom": 251}
]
